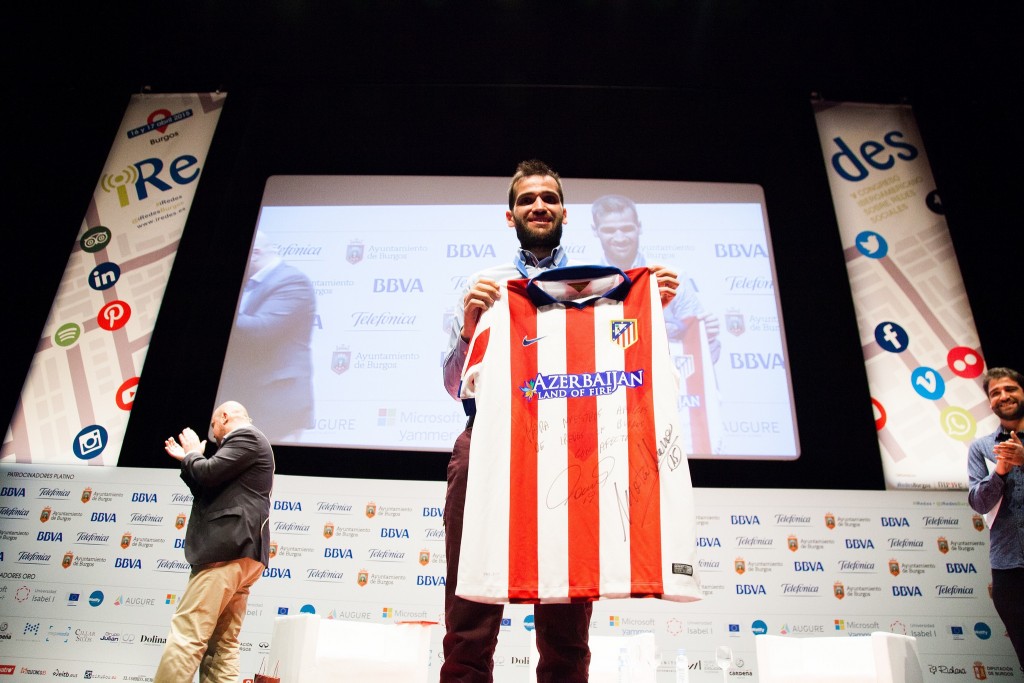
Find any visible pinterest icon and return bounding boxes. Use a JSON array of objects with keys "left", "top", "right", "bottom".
[{"left": 97, "top": 300, "right": 131, "bottom": 331}]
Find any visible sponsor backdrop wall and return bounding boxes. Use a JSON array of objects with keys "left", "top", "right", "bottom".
[{"left": 0, "top": 463, "right": 1017, "bottom": 681}]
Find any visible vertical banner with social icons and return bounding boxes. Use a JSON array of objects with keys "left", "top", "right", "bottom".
[
  {"left": 813, "top": 101, "right": 995, "bottom": 489},
  {"left": 1, "top": 93, "right": 226, "bottom": 466}
]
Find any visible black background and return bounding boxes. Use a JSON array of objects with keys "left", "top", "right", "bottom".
[{"left": 6, "top": 3, "right": 1020, "bottom": 489}]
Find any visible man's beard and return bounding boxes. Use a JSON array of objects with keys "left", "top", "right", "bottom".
[
  {"left": 513, "top": 213, "right": 563, "bottom": 251},
  {"left": 994, "top": 399, "right": 1024, "bottom": 422}
]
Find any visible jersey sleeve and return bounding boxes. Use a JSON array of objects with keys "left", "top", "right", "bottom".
[{"left": 458, "top": 286, "right": 503, "bottom": 399}]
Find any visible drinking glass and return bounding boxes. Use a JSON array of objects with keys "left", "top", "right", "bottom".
[{"left": 714, "top": 645, "right": 733, "bottom": 682}]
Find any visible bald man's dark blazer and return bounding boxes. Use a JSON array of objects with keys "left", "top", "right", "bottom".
[{"left": 179, "top": 425, "right": 275, "bottom": 567}]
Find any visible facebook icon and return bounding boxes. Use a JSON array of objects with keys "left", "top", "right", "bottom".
[{"left": 874, "top": 321, "right": 909, "bottom": 353}]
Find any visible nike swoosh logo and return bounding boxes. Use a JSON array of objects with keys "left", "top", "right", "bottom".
[{"left": 522, "top": 335, "right": 545, "bottom": 347}]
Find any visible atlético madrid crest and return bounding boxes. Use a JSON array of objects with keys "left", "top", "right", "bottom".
[
  {"left": 674, "top": 353, "right": 695, "bottom": 380},
  {"left": 610, "top": 320, "right": 638, "bottom": 349}
]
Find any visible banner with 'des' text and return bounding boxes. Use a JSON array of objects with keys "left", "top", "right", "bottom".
[
  {"left": 2, "top": 93, "right": 226, "bottom": 466},
  {"left": 813, "top": 101, "right": 997, "bottom": 490}
]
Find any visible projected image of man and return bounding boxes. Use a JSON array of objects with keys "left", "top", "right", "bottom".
[
  {"left": 967, "top": 367, "right": 1024, "bottom": 666},
  {"left": 591, "top": 194, "right": 724, "bottom": 454},
  {"left": 591, "top": 194, "right": 721, "bottom": 361},
  {"left": 217, "top": 232, "right": 316, "bottom": 443}
]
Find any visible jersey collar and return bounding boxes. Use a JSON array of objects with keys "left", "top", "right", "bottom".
[{"left": 524, "top": 265, "right": 632, "bottom": 309}]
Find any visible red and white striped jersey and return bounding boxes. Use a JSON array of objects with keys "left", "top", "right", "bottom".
[{"left": 458, "top": 265, "right": 701, "bottom": 604}]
